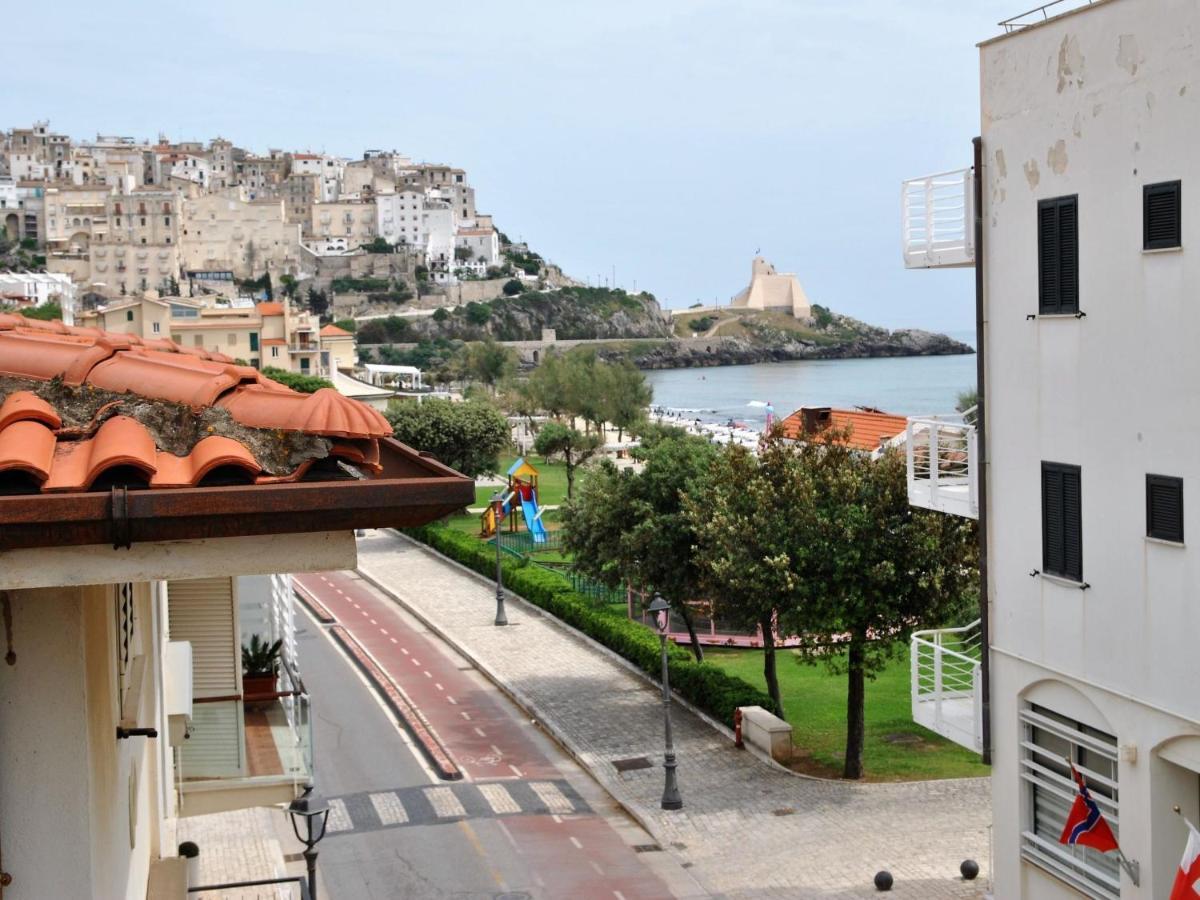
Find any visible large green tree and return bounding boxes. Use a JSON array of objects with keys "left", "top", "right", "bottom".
[
  {"left": 460, "top": 339, "right": 517, "bottom": 395},
  {"left": 563, "top": 433, "right": 717, "bottom": 661},
  {"left": 386, "top": 398, "right": 510, "bottom": 478},
  {"left": 533, "top": 421, "right": 601, "bottom": 500}
]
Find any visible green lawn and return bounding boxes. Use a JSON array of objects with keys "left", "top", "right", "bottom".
[
  {"left": 472, "top": 455, "right": 571, "bottom": 508},
  {"left": 704, "top": 647, "right": 989, "bottom": 782}
]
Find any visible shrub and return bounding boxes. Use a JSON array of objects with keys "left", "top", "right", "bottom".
[
  {"left": 357, "top": 316, "right": 411, "bottom": 343},
  {"left": 687, "top": 316, "right": 715, "bottom": 332},
  {"left": 332, "top": 276, "right": 391, "bottom": 294},
  {"left": 810, "top": 303, "right": 834, "bottom": 329},
  {"left": 502, "top": 279, "right": 525, "bottom": 296},
  {"left": 403, "top": 525, "right": 778, "bottom": 724},
  {"left": 432, "top": 307, "right": 449, "bottom": 322},
  {"left": 333, "top": 318, "right": 358, "bottom": 333},
  {"left": 260, "top": 366, "right": 334, "bottom": 394},
  {"left": 465, "top": 301, "right": 491, "bottom": 325}
]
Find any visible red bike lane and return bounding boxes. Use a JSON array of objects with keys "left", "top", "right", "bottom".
[{"left": 295, "top": 569, "right": 685, "bottom": 900}]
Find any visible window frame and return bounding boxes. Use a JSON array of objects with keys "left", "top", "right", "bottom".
[
  {"left": 1042, "top": 461, "right": 1083, "bottom": 582},
  {"left": 1020, "top": 704, "right": 1120, "bottom": 899},
  {"left": 1146, "top": 473, "right": 1184, "bottom": 543},
  {"left": 1143, "top": 180, "right": 1182, "bottom": 251},
  {"left": 1038, "top": 195, "right": 1080, "bottom": 315}
]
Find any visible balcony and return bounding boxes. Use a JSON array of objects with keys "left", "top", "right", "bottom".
[
  {"left": 905, "top": 413, "right": 977, "bottom": 519},
  {"left": 901, "top": 168, "right": 975, "bottom": 268},
  {"left": 289, "top": 341, "right": 319, "bottom": 354},
  {"left": 911, "top": 619, "right": 982, "bottom": 753},
  {"left": 176, "top": 662, "right": 312, "bottom": 817}
]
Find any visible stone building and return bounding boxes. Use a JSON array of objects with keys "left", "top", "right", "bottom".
[{"left": 730, "top": 256, "right": 813, "bottom": 320}]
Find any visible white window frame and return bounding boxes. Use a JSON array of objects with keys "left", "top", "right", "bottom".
[{"left": 1019, "top": 704, "right": 1120, "bottom": 899}]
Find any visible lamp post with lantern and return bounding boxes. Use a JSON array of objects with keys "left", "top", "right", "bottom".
[
  {"left": 287, "top": 784, "right": 330, "bottom": 900},
  {"left": 490, "top": 491, "right": 508, "bottom": 626},
  {"left": 646, "top": 593, "right": 682, "bottom": 810}
]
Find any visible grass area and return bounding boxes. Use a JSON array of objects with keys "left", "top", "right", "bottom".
[
  {"left": 472, "top": 455, "right": 571, "bottom": 507},
  {"left": 704, "top": 647, "right": 989, "bottom": 782}
]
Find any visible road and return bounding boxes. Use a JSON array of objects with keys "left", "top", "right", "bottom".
[{"left": 295, "top": 569, "right": 701, "bottom": 900}]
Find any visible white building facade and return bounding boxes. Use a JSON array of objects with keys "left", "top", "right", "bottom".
[{"left": 906, "top": 2, "right": 1200, "bottom": 898}]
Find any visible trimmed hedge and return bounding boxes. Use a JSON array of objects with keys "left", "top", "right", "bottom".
[{"left": 404, "top": 525, "right": 780, "bottom": 724}]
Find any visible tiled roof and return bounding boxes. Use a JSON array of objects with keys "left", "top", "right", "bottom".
[
  {"left": 0, "top": 312, "right": 394, "bottom": 496},
  {"left": 256, "top": 302, "right": 284, "bottom": 316},
  {"left": 261, "top": 338, "right": 287, "bottom": 346},
  {"left": 779, "top": 407, "right": 908, "bottom": 453},
  {"left": 319, "top": 324, "right": 353, "bottom": 337}
]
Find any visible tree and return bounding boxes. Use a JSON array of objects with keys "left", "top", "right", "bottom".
[
  {"left": 432, "top": 307, "right": 449, "bottom": 323},
  {"left": 305, "top": 285, "right": 330, "bottom": 319},
  {"left": 465, "top": 301, "right": 491, "bottom": 326},
  {"left": 263, "top": 272, "right": 274, "bottom": 301},
  {"left": 601, "top": 360, "right": 651, "bottom": 442},
  {"left": 563, "top": 433, "right": 718, "bottom": 661},
  {"left": 279, "top": 274, "right": 298, "bottom": 299},
  {"left": 385, "top": 398, "right": 510, "bottom": 478},
  {"left": 685, "top": 435, "right": 813, "bottom": 716},
  {"left": 454, "top": 246, "right": 473, "bottom": 262},
  {"left": 781, "top": 437, "right": 976, "bottom": 778},
  {"left": 362, "top": 237, "right": 393, "bottom": 253},
  {"left": 502, "top": 278, "right": 524, "bottom": 296},
  {"left": 460, "top": 339, "right": 517, "bottom": 394},
  {"left": 333, "top": 318, "right": 357, "bottom": 334},
  {"left": 523, "top": 350, "right": 573, "bottom": 419},
  {"left": 533, "top": 422, "right": 601, "bottom": 500},
  {"left": 956, "top": 388, "right": 979, "bottom": 426}
]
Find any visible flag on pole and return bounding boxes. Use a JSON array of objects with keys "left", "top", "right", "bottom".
[
  {"left": 1059, "top": 762, "right": 1119, "bottom": 854},
  {"left": 1170, "top": 820, "right": 1200, "bottom": 900}
]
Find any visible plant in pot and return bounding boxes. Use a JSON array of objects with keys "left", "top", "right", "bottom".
[{"left": 242, "top": 634, "right": 283, "bottom": 707}]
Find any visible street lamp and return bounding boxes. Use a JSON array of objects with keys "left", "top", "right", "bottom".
[
  {"left": 646, "top": 593, "right": 682, "bottom": 810},
  {"left": 287, "top": 784, "right": 330, "bottom": 900},
  {"left": 490, "top": 491, "right": 508, "bottom": 626}
]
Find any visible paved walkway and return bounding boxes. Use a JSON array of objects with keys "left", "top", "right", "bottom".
[{"left": 357, "top": 531, "right": 993, "bottom": 899}]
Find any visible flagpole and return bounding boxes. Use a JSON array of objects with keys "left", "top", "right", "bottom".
[
  {"left": 1065, "top": 758, "right": 1140, "bottom": 886},
  {"left": 1173, "top": 804, "right": 1199, "bottom": 833}
]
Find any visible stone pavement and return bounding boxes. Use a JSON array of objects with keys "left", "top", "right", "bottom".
[
  {"left": 177, "top": 807, "right": 293, "bottom": 899},
  {"left": 356, "top": 531, "right": 993, "bottom": 900}
]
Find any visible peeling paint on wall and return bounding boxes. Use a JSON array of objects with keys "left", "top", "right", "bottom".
[
  {"left": 1057, "top": 35, "right": 1085, "bottom": 93},
  {"left": 1047, "top": 140, "right": 1069, "bottom": 175},
  {"left": 1117, "top": 34, "right": 1142, "bottom": 76},
  {"left": 1023, "top": 159, "right": 1041, "bottom": 189},
  {"left": 995, "top": 149, "right": 1008, "bottom": 179},
  {"left": 1073, "top": 113, "right": 1083, "bottom": 138}
]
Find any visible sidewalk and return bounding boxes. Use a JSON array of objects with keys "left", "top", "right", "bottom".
[{"left": 356, "top": 531, "right": 992, "bottom": 899}]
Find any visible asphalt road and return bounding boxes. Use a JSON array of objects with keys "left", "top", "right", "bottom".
[{"left": 297, "top": 570, "right": 698, "bottom": 900}]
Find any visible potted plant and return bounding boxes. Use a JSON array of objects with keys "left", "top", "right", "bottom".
[{"left": 242, "top": 634, "right": 283, "bottom": 705}]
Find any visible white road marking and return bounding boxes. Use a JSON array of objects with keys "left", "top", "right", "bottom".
[
  {"left": 448, "top": 697, "right": 459, "bottom": 706},
  {"left": 424, "top": 671, "right": 432, "bottom": 678},
  {"left": 435, "top": 683, "right": 444, "bottom": 691},
  {"left": 425, "top": 786, "right": 466, "bottom": 819},
  {"left": 490, "top": 744, "right": 503, "bottom": 757},
  {"left": 478, "top": 783, "right": 521, "bottom": 815},
  {"left": 390, "top": 638, "right": 398, "bottom": 644},
  {"left": 400, "top": 648, "right": 410, "bottom": 655},
  {"left": 326, "top": 798, "right": 353, "bottom": 832},
  {"left": 336, "top": 589, "right": 344, "bottom": 595},
  {"left": 590, "top": 861, "right": 604, "bottom": 875},
  {"left": 379, "top": 628, "right": 388, "bottom": 635},
  {"left": 369, "top": 618, "right": 377, "bottom": 625},
  {"left": 569, "top": 836, "right": 583, "bottom": 850},
  {"left": 613, "top": 892, "right": 628, "bottom": 900},
  {"left": 531, "top": 782, "right": 574, "bottom": 815},
  {"left": 509, "top": 764, "right": 523, "bottom": 777},
  {"left": 369, "top": 791, "right": 408, "bottom": 826},
  {"left": 411, "top": 658, "right": 421, "bottom": 665},
  {"left": 360, "top": 610, "right": 369, "bottom": 617},
  {"left": 474, "top": 727, "right": 487, "bottom": 738}
]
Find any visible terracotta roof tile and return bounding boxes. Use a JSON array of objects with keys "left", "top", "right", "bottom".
[
  {"left": 0, "top": 392, "right": 61, "bottom": 430},
  {"left": 319, "top": 324, "right": 353, "bottom": 337},
  {"left": 0, "top": 311, "right": 398, "bottom": 496},
  {"left": 256, "top": 302, "right": 284, "bottom": 316},
  {"left": 779, "top": 407, "right": 908, "bottom": 453},
  {"left": 261, "top": 338, "right": 287, "bottom": 346}
]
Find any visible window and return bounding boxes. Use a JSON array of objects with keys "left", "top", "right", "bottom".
[
  {"left": 1038, "top": 195, "right": 1079, "bottom": 314},
  {"left": 271, "top": 346, "right": 279, "bottom": 358},
  {"left": 1144, "top": 181, "right": 1181, "bottom": 250},
  {"left": 250, "top": 332, "right": 259, "bottom": 352},
  {"left": 1020, "top": 705, "right": 1119, "bottom": 899},
  {"left": 152, "top": 322, "right": 160, "bottom": 334},
  {"left": 126, "top": 310, "right": 134, "bottom": 322},
  {"left": 193, "top": 335, "right": 204, "bottom": 348},
  {"left": 227, "top": 333, "right": 237, "bottom": 346},
  {"left": 300, "top": 357, "right": 310, "bottom": 373},
  {"left": 1042, "top": 462, "right": 1082, "bottom": 581},
  {"left": 1147, "top": 474, "right": 1184, "bottom": 542}
]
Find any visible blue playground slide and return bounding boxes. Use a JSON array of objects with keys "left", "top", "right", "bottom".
[{"left": 521, "top": 490, "right": 548, "bottom": 544}]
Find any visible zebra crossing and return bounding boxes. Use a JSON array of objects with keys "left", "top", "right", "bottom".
[{"left": 324, "top": 779, "right": 590, "bottom": 835}]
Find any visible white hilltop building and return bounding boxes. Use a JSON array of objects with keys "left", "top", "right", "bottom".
[{"left": 730, "top": 256, "right": 812, "bottom": 320}]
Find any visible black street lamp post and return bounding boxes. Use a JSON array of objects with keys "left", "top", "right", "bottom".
[
  {"left": 491, "top": 491, "right": 508, "bottom": 626},
  {"left": 646, "top": 593, "right": 682, "bottom": 810},
  {"left": 288, "top": 785, "right": 330, "bottom": 900}
]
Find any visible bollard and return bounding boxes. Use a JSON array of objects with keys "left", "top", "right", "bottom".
[
  {"left": 874, "top": 870, "right": 893, "bottom": 891},
  {"left": 733, "top": 708, "right": 744, "bottom": 749},
  {"left": 178, "top": 841, "right": 200, "bottom": 887}
]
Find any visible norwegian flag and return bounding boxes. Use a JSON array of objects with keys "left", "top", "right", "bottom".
[
  {"left": 1170, "top": 821, "right": 1200, "bottom": 900},
  {"left": 1058, "top": 762, "right": 1119, "bottom": 854}
]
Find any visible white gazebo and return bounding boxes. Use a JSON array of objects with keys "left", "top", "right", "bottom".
[{"left": 363, "top": 363, "right": 424, "bottom": 391}]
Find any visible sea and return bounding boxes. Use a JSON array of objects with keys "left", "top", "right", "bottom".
[{"left": 644, "top": 330, "right": 977, "bottom": 430}]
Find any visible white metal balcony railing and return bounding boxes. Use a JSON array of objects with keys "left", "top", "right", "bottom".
[
  {"left": 901, "top": 168, "right": 975, "bottom": 269},
  {"left": 911, "top": 618, "right": 983, "bottom": 753},
  {"left": 905, "top": 412, "right": 978, "bottom": 519}
]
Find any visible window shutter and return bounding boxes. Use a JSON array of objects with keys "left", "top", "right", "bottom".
[
  {"left": 1147, "top": 474, "right": 1184, "bottom": 542},
  {"left": 1144, "top": 181, "right": 1182, "bottom": 250},
  {"left": 1038, "top": 201, "right": 1060, "bottom": 314},
  {"left": 1057, "top": 198, "right": 1078, "bottom": 313},
  {"left": 1042, "top": 462, "right": 1082, "bottom": 580},
  {"left": 167, "top": 576, "right": 238, "bottom": 696}
]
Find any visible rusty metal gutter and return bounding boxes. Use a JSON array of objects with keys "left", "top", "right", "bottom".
[{"left": 0, "top": 439, "right": 474, "bottom": 552}]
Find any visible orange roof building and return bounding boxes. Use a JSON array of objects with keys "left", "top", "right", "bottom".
[{"left": 779, "top": 406, "right": 908, "bottom": 455}]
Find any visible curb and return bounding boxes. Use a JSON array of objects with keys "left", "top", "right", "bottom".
[
  {"left": 293, "top": 582, "right": 335, "bottom": 624},
  {"left": 323, "top": 618, "right": 462, "bottom": 781}
]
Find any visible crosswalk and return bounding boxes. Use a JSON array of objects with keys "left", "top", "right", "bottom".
[{"left": 324, "top": 779, "right": 590, "bottom": 835}]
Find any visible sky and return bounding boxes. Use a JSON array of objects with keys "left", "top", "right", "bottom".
[{"left": 7, "top": 0, "right": 1025, "bottom": 331}]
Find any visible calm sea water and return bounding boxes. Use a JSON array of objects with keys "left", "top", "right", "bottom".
[{"left": 644, "top": 331, "right": 977, "bottom": 429}]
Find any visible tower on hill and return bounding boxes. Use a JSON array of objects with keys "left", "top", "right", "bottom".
[{"left": 731, "top": 256, "right": 812, "bottom": 321}]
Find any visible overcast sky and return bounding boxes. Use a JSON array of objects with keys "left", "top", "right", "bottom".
[{"left": 8, "top": 0, "right": 1023, "bottom": 331}]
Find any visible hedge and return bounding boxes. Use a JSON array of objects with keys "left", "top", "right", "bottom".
[{"left": 404, "top": 525, "right": 780, "bottom": 724}]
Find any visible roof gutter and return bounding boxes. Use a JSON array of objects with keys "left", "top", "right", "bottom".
[{"left": 0, "top": 439, "right": 474, "bottom": 552}]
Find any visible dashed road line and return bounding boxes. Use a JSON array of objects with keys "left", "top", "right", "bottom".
[{"left": 569, "top": 836, "right": 583, "bottom": 850}]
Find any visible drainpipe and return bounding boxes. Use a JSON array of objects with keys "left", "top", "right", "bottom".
[{"left": 973, "top": 135, "right": 992, "bottom": 767}]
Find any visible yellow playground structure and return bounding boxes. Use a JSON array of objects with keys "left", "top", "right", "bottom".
[{"left": 480, "top": 458, "right": 548, "bottom": 544}]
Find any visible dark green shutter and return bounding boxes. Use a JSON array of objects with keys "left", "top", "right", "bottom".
[
  {"left": 1038, "top": 196, "right": 1078, "bottom": 314},
  {"left": 1146, "top": 474, "right": 1184, "bottom": 542},
  {"left": 1043, "top": 462, "right": 1082, "bottom": 580},
  {"left": 1038, "top": 201, "right": 1059, "bottom": 313},
  {"left": 1144, "top": 181, "right": 1182, "bottom": 250}
]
